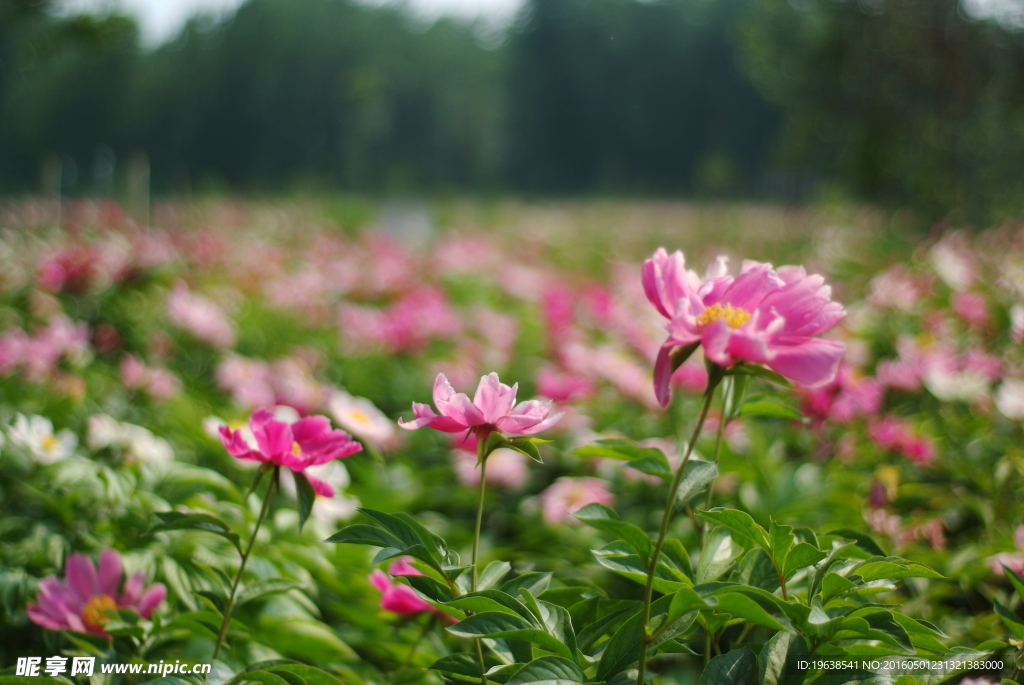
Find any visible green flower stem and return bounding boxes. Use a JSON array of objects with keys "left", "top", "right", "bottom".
[
  {"left": 471, "top": 433, "right": 490, "bottom": 685},
  {"left": 471, "top": 434, "right": 489, "bottom": 593},
  {"left": 211, "top": 469, "right": 276, "bottom": 662},
  {"left": 699, "top": 395, "right": 729, "bottom": 544},
  {"left": 636, "top": 378, "right": 722, "bottom": 685}
]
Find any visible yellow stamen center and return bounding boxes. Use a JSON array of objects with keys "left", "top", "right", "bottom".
[
  {"left": 41, "top": 434, "right": 59, "bottom": 452},
  {"left": 348, "top": 410, "right": 371, "bottom": 426},
  {"left": 81, "top": 594, "right": 117, "bottom": 631},
  {"left": 695, "top": 303, "right": 751, "bottom": 329},
  {"left": 291, "top": 441, "right": 302, "bottom": 455}
]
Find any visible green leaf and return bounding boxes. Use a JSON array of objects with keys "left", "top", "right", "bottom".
[
  {"left": 699, "top": 508, "right": 770, "bottom": 551},
  {"left": 0, "top": 679, "right": 72, "bottom": 685},
  {"left": 732, "top": 548, "right": 780, "bottom": 592},
  {"left": 770, "top": 520, "right": 795, "bottom": 575},
  {"left": 293, "top": 472, "right": 316, "bottom": 533},
  {"left": 478, "top": 561, "right": 512, "bottom": 591},
  {"left": 667, "top": 587, "right": 713, "bottom": 625},
  {"left": 264, "top": 665, "right": 348, "bottom": 685},
  {"left": 783, "top": 543, "right": 827, "bottom": 578},
  {"left": 149, "top": 511, "right": 242, "bottom": 554},
  {"left": 994, "top": 598, "right": 1024, "bottom": 638},
  {"left": 574, "top": 503, "right": 652, "bottom": 561},
  {"left": 429, "top": 653, "right": 483, "bottom": 681},
  {"left": 447, "top": 612, "right": 574, "bottom": 660},
  {"left": 324, "top": 524, "right": 403, "bottom": 549},
  {"left": 446, "top": 590, "right": 538, "bottom": 623},
  {"left": 506, "top": 438, "right": 545, "bottom": 463},
  {"left": 662, "top": 538, "right": 694, "bottom": 580},
  {"left": 820, "top": 573, "right": 857, "bottom": 604},
  {"left": 758, "top": 632, "right": 809, "bottom": 685},
  {"left": 1002, "top": 563, "right": 1024, "bottom": 603},
  {"left": 699, "top": 646, "right": 758, "bottom": 685},
  {"left": 576, "top": 604, "right": 636, "bottom": 652},
  {"left": 739, "top": 400, "right": 804, "bottom": 421},
  {"left": 729, "top": 364, "right": 794, "bottom": 389},
  {"left": 574, "top": 439, "right": 668, "bottom": 462},
  {"left": 724, "top": 374, "right": 749, "bottom": 422},
  {"left": 236, "top": 579, "right": 301, "bottom": 607},
  {"left": 360, "top": 509, "right": 442, "bottom": 564},
  {"left": 245, "top": 671, "right": 293, "bottom": 685},
  {"left": 593, "top": 541, "right": 691, "bottom": 593},
  {"left": 594, "top": 604, "right": 645, "bottom": 680},
  {"left": 826, "top": 529, "right": 886, "bottom": 556},
  {"left": 696, "top": 528, "right": 744, "bottom": 582},
  {"left": 676, "top": 460, "right": 718, "bottom": 505},
  {"left": 506, "top": 657, "right": 585, "bottom": 685},
  {"left": 404, "top": 574, "right": 456, "bottom": 603},
  {"left": 853, "top": 558, "right": 943, "bottom": 581},
  {"left": 713, "top": 591, "right": 788, "bottom": 631},
  {"left": 839, "top": 609, "right": 913, "bottom": 653},
  {"left": 500, "top": 573, "right": 552, "bottom": 598},
  {"left": 625, "top": 455, "right": 673, "bottom": 481}
]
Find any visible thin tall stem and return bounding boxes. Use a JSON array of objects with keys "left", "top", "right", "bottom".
[
  {"left": 212, "top": 472, "right": 276, "bottom": 662},
  {"left": 636, "top": 380, "right": 721, "bottom": 685},
  {"left": 471, "top": 435, "right": 489, "bottom": 593},
  {"left": 471, "top": 434, "right": 490, "bottom": 685},
  {"left": 700, "top": 396, "right": 729, "bottom": 543}
]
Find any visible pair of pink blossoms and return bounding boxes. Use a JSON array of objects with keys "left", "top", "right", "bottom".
[{"left": 643, "top": 248, "right": 846, "bottom": 405}]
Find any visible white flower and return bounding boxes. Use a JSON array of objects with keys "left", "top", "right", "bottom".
[
  {"left": 996, "top": 380, "right": 1024, "bottom": 420},
  {"left": 923, "top": 368, "right": 990, "bottom": 403},
  {"left": 328, "top": 389, "right": 397, "bottom": 449},
  {"left": 88, "top": 414, "right": 174, "bottom": 466},
  {"left": 8, "top": 414, "right": 77, "bottom": 464}
]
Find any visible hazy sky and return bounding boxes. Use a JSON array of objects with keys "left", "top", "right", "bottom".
[
  {"left": 58, "top": 0, "right": 1024, "bottom": 46},
  {"left": 59, "top": 0, "right": 524, "bottom": 46}
]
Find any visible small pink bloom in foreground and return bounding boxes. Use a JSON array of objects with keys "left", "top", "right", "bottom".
[
  {"left": 28, "top": 548, "right": 165, "bottom": 636},
  {"left": 368, "top": 558, "right": 448, "bottom": 616},
  {"left": 219, "top": 408, "right": 362, "bottom": 496},
  {"left": 399, "top": 373, "right": 563, "bottom": 437},
  {"left": 539, "top": 477, "right": 614, "bottom": 525},
  {"left": 643, "top": 248, "right": 846, "bottom": 406}
]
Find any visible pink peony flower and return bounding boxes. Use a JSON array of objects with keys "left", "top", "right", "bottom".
[
  {"left": 166, "top": 281, "right": 236, "bottom": 348},
  {"left": 642, "top": 249, "right": 846, "bottom": 406},
  {"left": 219, "top": 408, "right": 362, "bottom": 496},
  {"left": 539, "top": 477, "right": 615, "bottom": 525},
  {"left": 535, "top": 366, "right": 595, "bottom": 403},
  {"left": 951, "top": 291, "right": 989, "bottom": 328},
  {"left": 27, "top": 548, "right": 166, "bottom": 636},
  {"left": 867, "top": 416, "right": 935, "bottom": 465},
  {"left": 399, "top": 373, "right": 563, "bottom": 438},
  {"left": 368, "top": 558, "right": 445, "bottom": 616},
  {"left": 800, "top": 364, "right": 883, "bottom": 425}
]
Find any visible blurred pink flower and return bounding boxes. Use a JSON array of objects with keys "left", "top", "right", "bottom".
[
  {"left": 867, "top": 265, "right": 925, "bottom": 311},
  {"left": 535, "top": 366, "right": 595, "bottom": 403},
  {"left": 119, "top": 355, "right": 182, "bottom": 401},
  {"left": 167, "top": 281, "right": 236, "bottom": 348},
  {"left": 539, "top": 477, "right": 614, "bottom": 525},
  {"left": 400, "top": 373, "right": 563, "bottom": 438},
  {"left": 643, "top": 249, "right": 845, "bottom": 406},
  {"left": 951, "top": 291, "right": 989, "bottom": 328},
  {"left": 38, "top": 246, "right": 99, "bottom": 294},
  {"left": 867, "top": 416, "right": 935, "bottom": 465},
  {"left": 217, "top": 355, "right": 276, "bottom": 408},
  {"left": 27, "top": 548, "right": 165, "bottom": 636},
  {"left": 990, "top": 526, "right": 1024, "bottom": 576},
  {"left": 328, "top": 389, "right": 399, "bottom": 450},
  {"left": 219, "top": 408, "right": 362, "bottom": 496},
  {"left": 800, "top": 364, "right": 882, "bottom": 425}
]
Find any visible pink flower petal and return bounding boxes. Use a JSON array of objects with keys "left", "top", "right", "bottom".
[
  {"left": 766, "top": 337, "right": 846, "bottom": 388},
  {"left": 97, "top": 549, "right": 122, "bottom": 597}
]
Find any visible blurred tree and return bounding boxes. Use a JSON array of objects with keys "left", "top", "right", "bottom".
[
  {"left": 740, "top": 0, "right": 1024, "bottom": 219},
  {"left": 506, "top": 0, "right": 780, "bottom": 194}
]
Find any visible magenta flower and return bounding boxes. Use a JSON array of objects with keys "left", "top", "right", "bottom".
[
  {"left": 399, "top": 373, "right": 563, "bottom": 438},
  {"left": 219, "top": 408, "right": 362, "bottom": 496},
  {"left": 27, "top": 548, "right": 166, "bottom": 636},
  {"left": 369, "top": 558, "right": 437, "bottom": 615},
  {"left": 643, "top": 248, "right": 846, "bottom": 406}
]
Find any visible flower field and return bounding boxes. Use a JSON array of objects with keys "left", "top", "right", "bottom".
[{"left": 0, "top": 197, "right": 1022, "bottom": 685}]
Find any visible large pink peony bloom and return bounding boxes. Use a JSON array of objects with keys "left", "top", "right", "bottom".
[
  {"left": 219, "top": 408, "right": 362, "bottom": 496},
  {"left": 399, "top": 373, "right": 563, "bottom": 437},
  {"left": 643, "top": 248, "right": 846, "bottom": 406},
  {"left": 27, "top": 548, "right": 166, "bottom": 636}
]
